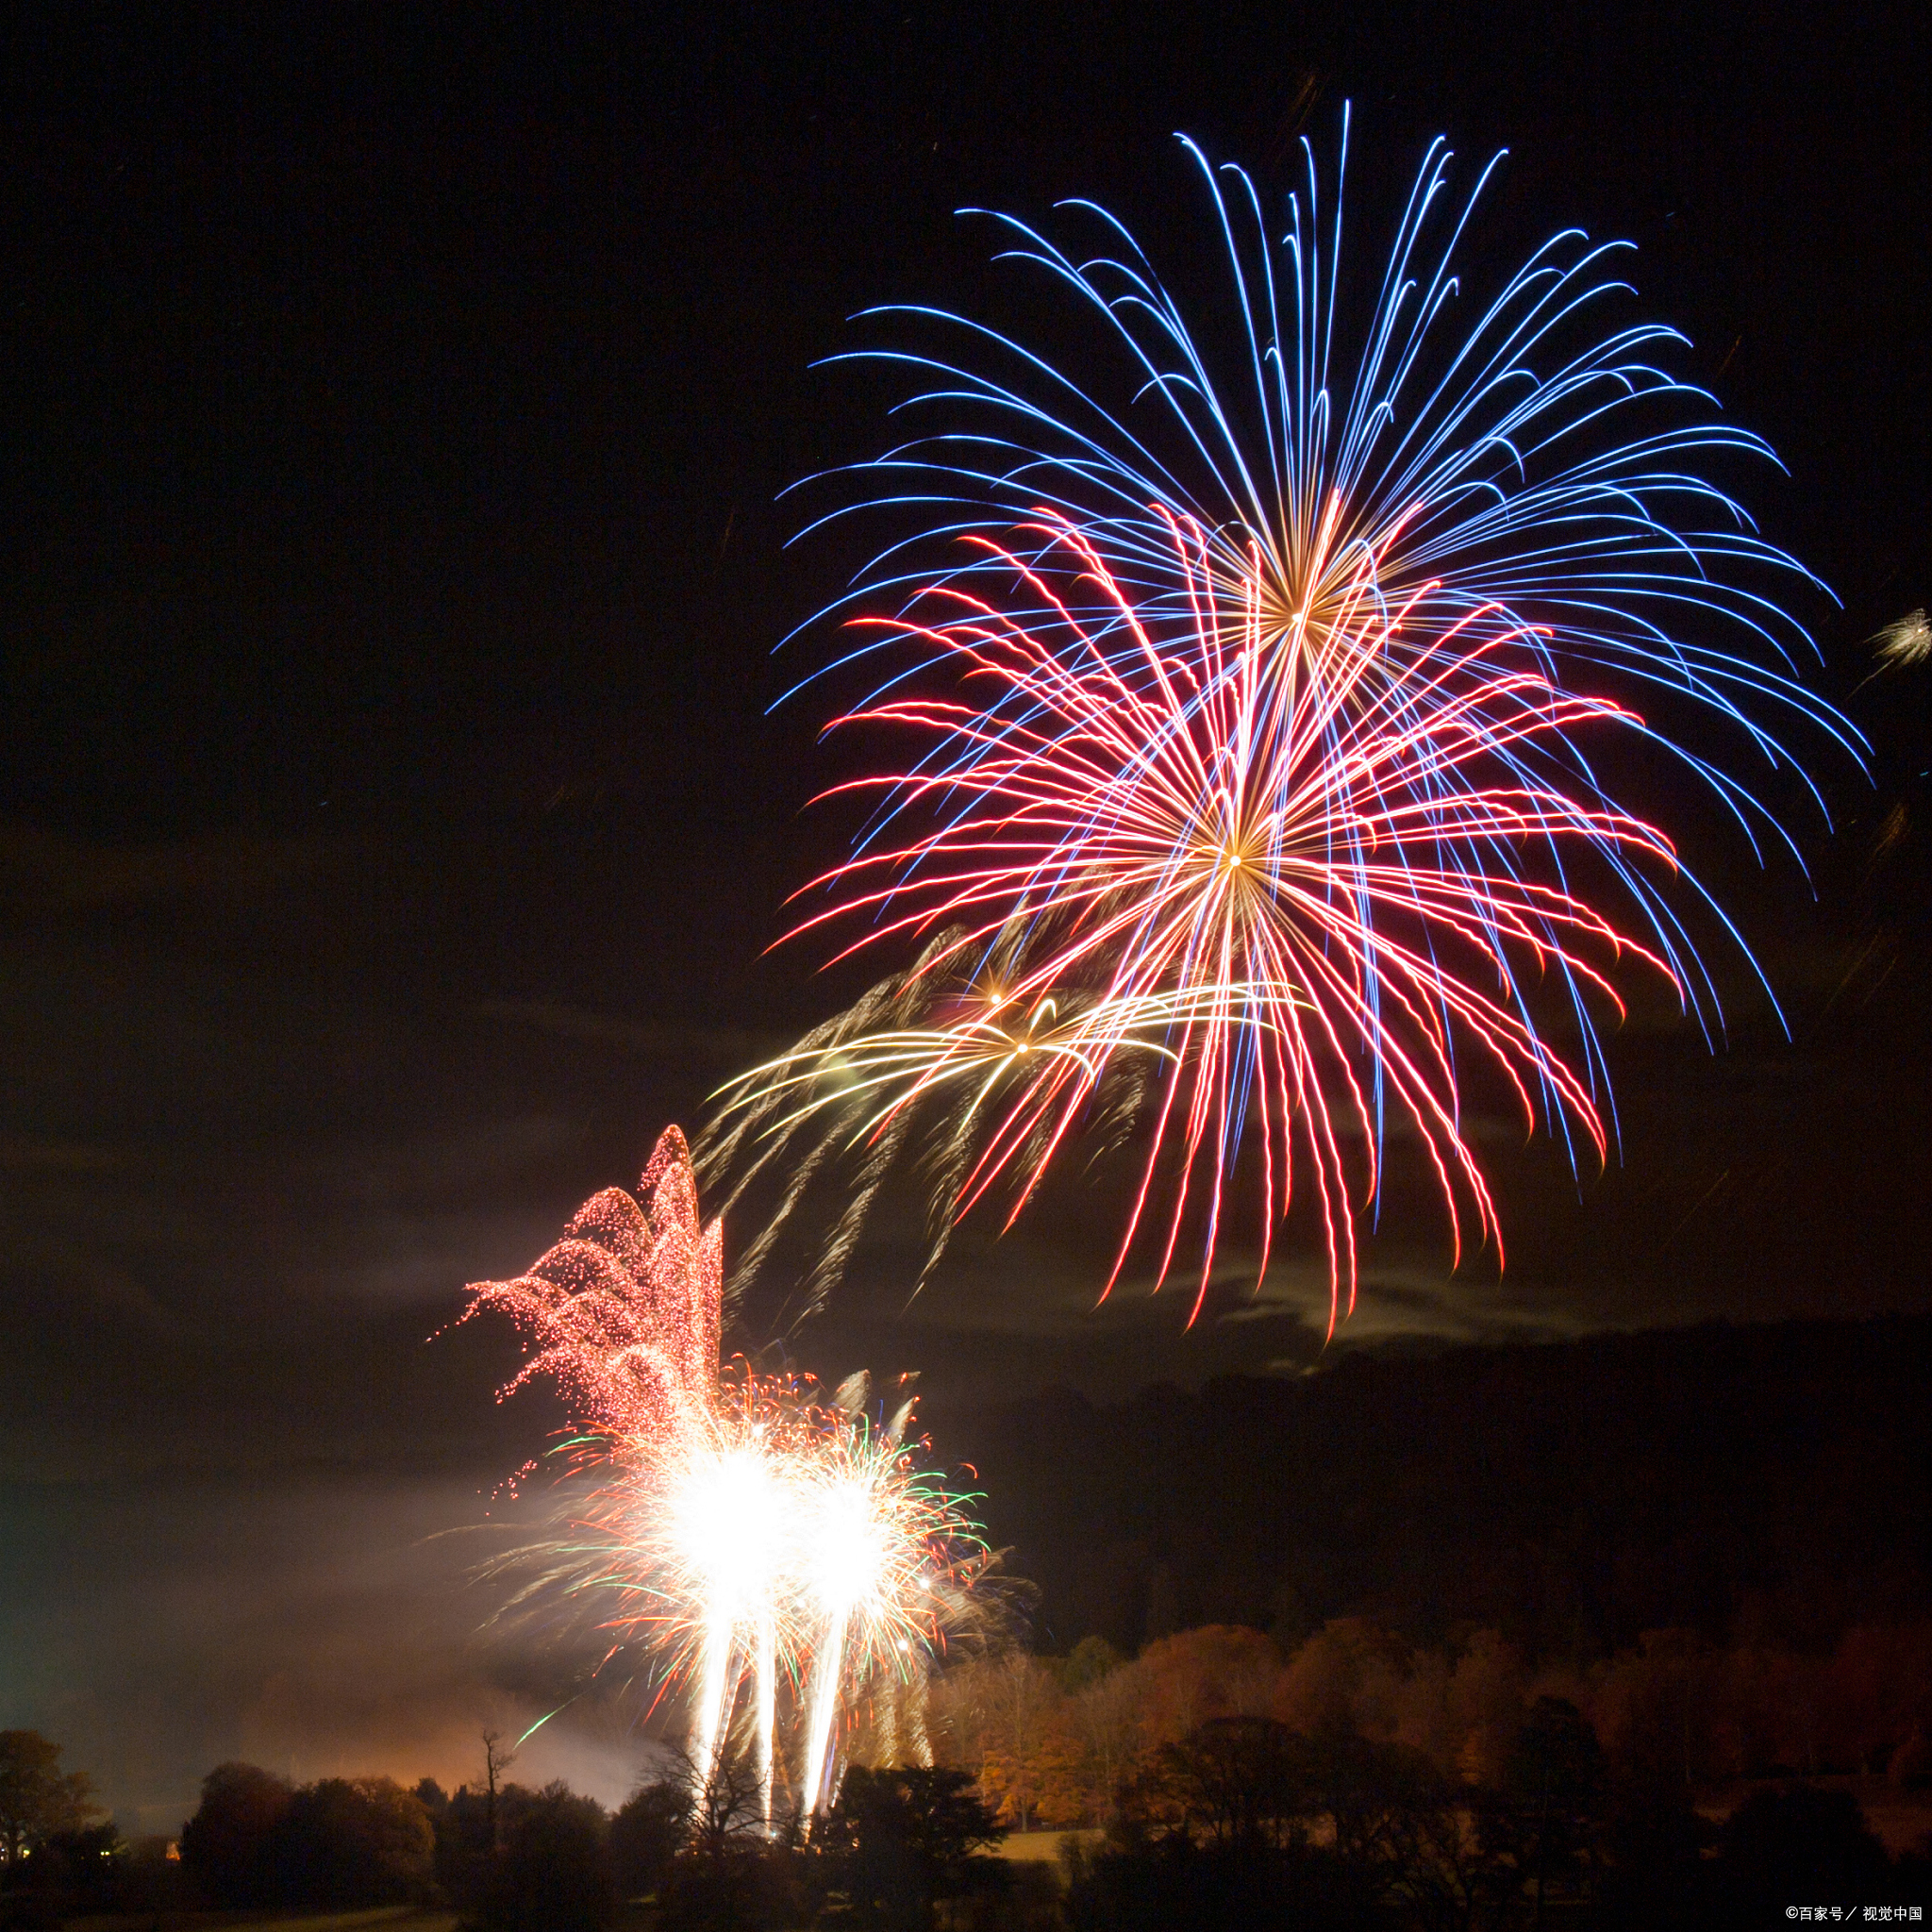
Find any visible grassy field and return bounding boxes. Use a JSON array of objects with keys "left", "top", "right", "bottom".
[
  {"left": 999, "top": 1828, "right": 1094, "bottom": 1864},
  {"left": 63, "top": 1909, "right": 459, "bottom": 1932},
  {"left": 60, "top": 1907, "right": 670, "bottom": 1931}
]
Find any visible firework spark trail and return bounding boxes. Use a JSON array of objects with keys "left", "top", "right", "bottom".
[
  {"left": 699, "top": 926, "right": 1167, "bottom": 1323},
  {"left": 461, "top": 1124, "right": 722, "bottom": 1441},
  {"left": 799, "top": 1611, "right": 847, "bottom": 1818},
  {"left": 701, "top": 937, "right": 950, "bottom": 1312},
  {"left": 1871, "top": 608, "right": 1932, "bottom": 672},
  {"left": 779, "top": 511, "right": 1683, "bottom": 1324},
  {"left": 462, "top": 1127, "right": 987, "bottom": 1814},
  {"left": 792, "top": 1383, "right": 929, "bottom": 1813},
  {"left": 726, "top": 121, "right": 1860, "bottom": 1326},
  {"left": 581, "top": 1377, "right": 979, "bottom": 1813}
]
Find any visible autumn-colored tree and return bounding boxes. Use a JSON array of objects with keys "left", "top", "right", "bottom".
[
  {"left": 1073, "top": 1659, "right": 1148, "bottom": 1818},
  {"left": 1273, "top": 1618, "right": 1407, "bottom": 1742},
  {"left": 841, "top": 1673, "right": 935, "bottom": 1774},
  {"left": 924, "top": 1659, "right": 994, "bottom": 1772},
  {"left": 930, "top": 1654, "right": 1074, "bottom": 1829},
  {"left": 1442, "top": 1628, "right": 1528, "bottom": 1786},
  {"left": 0, "top": 1732, "right": 103, "bottom": 1869},
  {"left": 930, "top": 1608, "right": 1932, "bottom": 1870},
  {"left": 1821, "top": 1622, "right": 1932, "bottom": 1774},
  {"left": 178, "top": 1761, "right": 293, "bottom": 1907},
  {"left": 976, "top": 1701, "right": 1086, "bottom": 1831},
  {"left": 1136, "top": 1624, "right": 1279, "bottom": 1744},
  {"left": 1387, "top": 1642, "right": 1454, "bottom": 1769},
  {"left": 1714, "top": 1641, "right": 1822, "bottom": 1777},
  {"left": 1586, "top": 1628, "right": 1719, "bottom": 1797}
]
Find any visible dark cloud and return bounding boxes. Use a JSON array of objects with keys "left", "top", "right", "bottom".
[{"left": 0, "top": 1473, "right": 663, "bottom": 1835}]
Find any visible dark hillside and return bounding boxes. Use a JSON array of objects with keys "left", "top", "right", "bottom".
[{"left": 955, "top": 1315, "right": 1932, "bottom": 1658}]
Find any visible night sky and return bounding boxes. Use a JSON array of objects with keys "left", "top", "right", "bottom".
[{"left": 2, "top": 1, "right": 1927, "bottom": 1834}]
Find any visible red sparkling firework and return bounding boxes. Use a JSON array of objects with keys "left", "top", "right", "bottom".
[{"left": 461, "top": 1125, "right": 722, "bottom": 1441}]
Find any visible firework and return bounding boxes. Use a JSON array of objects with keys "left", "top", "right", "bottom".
[
  {"left": 462, "top": 1127, "right": 988, "bottom": 1816},
  {"left": 704, "top": 937, "right": 1171, "bottom": 1315},
  {"left": 462, "top": 1124, "right": 722, "bottom": 1441},
  {"left": 738, "top": 120, "right": 1856, "bottom": 1326},
  {"left": 1871, "top": 608, "right": 1932, "bottom": 672}
]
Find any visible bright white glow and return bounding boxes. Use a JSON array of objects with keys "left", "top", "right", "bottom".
[
  {"left": 798, "top": 1607, "right": 849, "bottom": 1819},
  {"left": 666, "top": 1440, "right": 793, "bottom": 1801},
  {"left": 805, "top": 1474, "right": 885, "bottom": 1615},
  {"left": 671, "top": 1442, "right": 790, "bottom": 1605}
]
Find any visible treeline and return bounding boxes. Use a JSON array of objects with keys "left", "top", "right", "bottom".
[
  {"left": 905, "top": 1621, "right": 1932, "bottom": 1927},
  {"left": 960, "top": 1315, "right": 1932, "bottom": 1658},
  {"left": 175, "top": 1752, "right": 1021, "bottom": 1931},
  {"left": 1049, "top": 1710, "right": 1924, "bottom": 1931},
  {"left": 8, "top": 1684, "right": 1929, "bottom": 1931},
  {"left": 0, "top": 1730, "right": 132, "bottom": 1928},
  {"left": 920, "top": 1618, "right": 1932, "bottom": 1828}
]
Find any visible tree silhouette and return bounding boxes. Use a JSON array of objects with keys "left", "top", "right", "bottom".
[
  {"left": 481, "top": 1726, "right": 517, "bottom": 1853},
  {"left": 473, "top": 1781, "right": 612, "bottom": 1932},
  {"left": 610, "top": 1775, "right": 692, "bottom": 1902},
  {"left": 811, "top": 1765, "right": 1004, "bottom": 1932},
  {"left": 657, "top": 1752, "right": 790, "bottom": 1932},
  {"left": 177, "top": 1761, "right": 292, "bottom": 1907},
  {"left": 0, "top": 1732, "right": 101, "bottom": 1870}
]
